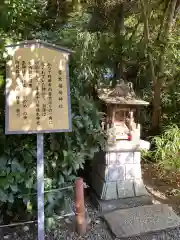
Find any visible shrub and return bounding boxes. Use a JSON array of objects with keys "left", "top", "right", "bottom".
[
  {"left": 0, "top": 92, "right": 105, "bottom": 222},
  {"left": 151, "top": 125, "right": 180, "bottom": 171}
]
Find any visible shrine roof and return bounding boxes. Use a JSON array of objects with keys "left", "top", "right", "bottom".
[{"left": 98, "top": 82, "right": 149, "bottom": 106}]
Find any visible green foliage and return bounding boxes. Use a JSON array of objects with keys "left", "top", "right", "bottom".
[
  {"left": 0, "top": 1, "right": 106, "bottom": 221},
  {"left": 148, "top": 125, "right": 180, "bottom": 171},
  {"left": 0, "top": 132, "right": 36, "bottom": 217},
  {"left": 0, "top": 0, "right": 179, "bottom": 224},
  {"left": 0, "top": 0, "right": 45, "bottom": 41},
  {"left": 161, "top": 32, "right": 180, "bottom": 125},
  {"left": 0, "top": 93, "right": 104, "bottom": 220}
]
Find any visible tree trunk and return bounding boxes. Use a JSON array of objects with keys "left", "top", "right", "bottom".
[
  {"left": 173, "top": 1, "right": 180, "bottom": 24},
  {"left": 113, "top": 3, "right": 125, "bottom": 85},
  {"left": 140, "top": 0, "right": 156, "bottom": 86},
  {"left": 152, "top": 0, "right": 177, "bottom": 132}
]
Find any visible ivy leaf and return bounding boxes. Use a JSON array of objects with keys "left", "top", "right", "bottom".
[
  {"left": 8, "top": 193, "right": 14, "bottom": 203},
  {"left": 10, "top": 184, "right": 18, "bottom": 193},
  {"left": 0, "top": 155, "right": 8, "bottom": 170},
  {"left": 63, "top": 150, "right": 68, "bottom": 157},
  {"left": 0, "top": 190, "right": 8, "bottom": 202},
  {"left": 27, "top": 201, "right": 33, "bottom": 212},
  {"left": 25, "top": 177, "right": 34, "bottom": 189},
  {"left": 11, "top": 159, "right": 25, "bottom": 173},
  {"left": 47, "top": 192, "right": 56, "bottom": 204},
  {"left": 23, "top": 197, "right": 30, "bottom": 205},
  {"left": 67, "top": 167, "right": 72, "bottom": 176},
  {"left": 67, "top": 175, "right": 76, "bottom": 181},
  {"left": 46, "top": 217, "right": 56, "bottom": 230},
  {"left": 0, "top": 170, "right": 6, "bottom": 176},
  {"left": 58, "top": 175, "right": 64, "bottom": 185},
  {"left": 75, "top": 120, "right": 84, "bottom": 128}
]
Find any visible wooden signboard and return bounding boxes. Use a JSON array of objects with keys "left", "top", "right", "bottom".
[
  {"left": 5, "top": 40, "right": 73, "bottom": 240},
  {"left": 5, "top": 40, "right": 72, "bottom": 134}
]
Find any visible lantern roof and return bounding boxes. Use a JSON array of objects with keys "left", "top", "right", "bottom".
[{"left": 98, "top": 80, "right": 149, "bottom": 106}]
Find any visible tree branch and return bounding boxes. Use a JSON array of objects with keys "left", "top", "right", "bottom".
[{"left": 157, "top": 0, "right": 170, "bottom": 41}]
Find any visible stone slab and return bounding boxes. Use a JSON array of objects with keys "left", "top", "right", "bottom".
[
  {"left": 93, "top": 150, "right": 140, "bottom": 166},
  {"left": 90, "top": 190, "right": 152, "bottom": 213},
  {"left": 106, "top": 139, "right": 150, "bottom": 152},
  {"left": 105, "top": 181, "right": 118, "bottom": 200},
  {"left": 134, "top": 178, "right": 149, "bottom": 196},
  {"left": 91, "top": 172, "right": 149, "bottom": 200},
  {"left": 125, "top": 164, "right": 142, "bottom": 179},
  {"left": 116, "top": 152, "right": 134, "bottom": 164},
  {"left": 91, "top": 172, "right": 106, "bottom": 199},
  {"left": 91, "top": 173, "right": 118, "bottom": 200},
  {"left": 133, "top": 151, "right": 141, "bottom": 164},
  {"left": 96, "top": 163, "right": 125, "bottom": 181},
  {"left": 103, "top": 204, "right": 180, "bottom": 239},
  {"left": 117, "top": 180, "right": 134, "bottom": 198}
]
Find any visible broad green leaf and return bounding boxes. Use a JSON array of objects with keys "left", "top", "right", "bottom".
[
  {"left": 11, "top": 159, "right": 25, "bottom": 173},
  {"left": 10, "top": 184, "right": 18, "bottom": 193},
  {"left": 0, "top": 190, "right": 8, "bottom": 202},
  {"left": 8, "top": 193, "right": 14, "bottom": 203}
]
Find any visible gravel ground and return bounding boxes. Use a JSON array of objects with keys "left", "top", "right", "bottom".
[
  {"left": 0, "top": 198, "right": 114, "bottom": 240},
  {"left": 1, "top": 197, "right": 180, "bottom": 239},
  {"left": 1, "top": 163, "right": 180, "bottom": 240},
  {"left": 47, "top": 198, "right": 114, "bottom": 240}
]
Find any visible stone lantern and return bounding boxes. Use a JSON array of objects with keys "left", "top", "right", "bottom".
[{"left": 91, "top": 81, "right": 150, "bottom": 209}]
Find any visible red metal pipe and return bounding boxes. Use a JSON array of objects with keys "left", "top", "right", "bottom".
[{"left": 75, "top": 177, "right": 87, "bottom": 236}]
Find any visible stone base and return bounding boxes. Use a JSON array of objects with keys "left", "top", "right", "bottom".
[
  {"left": 91, "top": 140, "right": 150, "bottom": 201},
  {"left": 91, "top": 172, "right": 149, "bottom": 200},
  {"left": 103, "top": 204, "right": 180, "bottom": 239},
  {"left": 91, "top": 149, "right": 149, "bottom": 200},
  {"left": 106, "top": 139, "right": 150, "bottom": 152},
  {"left": 90, "top": 190, "right": 152, "bottom": 213}
]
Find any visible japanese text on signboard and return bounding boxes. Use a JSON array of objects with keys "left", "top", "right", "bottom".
[{"left": 6, "top": 46, "right": 71, "bottom": 133}]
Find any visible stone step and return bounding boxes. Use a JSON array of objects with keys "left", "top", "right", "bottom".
[
  {"left": 91, "top": 190, "right": 152, "bottom": 213},
  {"left": 103, "top": 204, "right": 180, "bottom": 239}
]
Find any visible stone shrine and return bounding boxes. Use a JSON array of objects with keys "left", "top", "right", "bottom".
[
  {"left": 90, "top": 81, "right": 180, "bottom": 239},
  {"left": 91, "top": 81, "right": 150, "bottom": 202}
]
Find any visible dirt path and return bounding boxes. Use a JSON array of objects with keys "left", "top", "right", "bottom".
[{"left": 142, "top": 163, "right": 180, "bottom": 216}]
